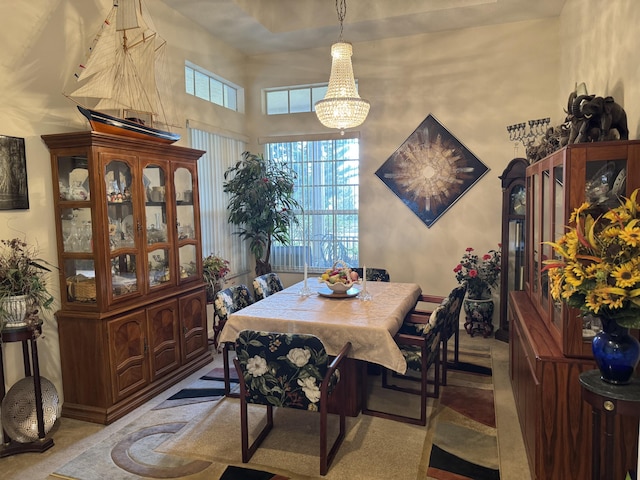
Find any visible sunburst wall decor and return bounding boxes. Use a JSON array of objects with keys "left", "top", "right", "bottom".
[{"left": 375, "top": 114, "right": 489, "bottom": 228}]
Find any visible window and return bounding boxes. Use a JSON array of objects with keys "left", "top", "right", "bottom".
[
  {"left": 185, "top": 62, "right": 243, "bottom": 112},
  {"left": 264, "top": 137, "right": 360, "bottom": 272},
  {"left": 265, "top": 84, "right": 329, "bottom": 115},
  {"left": 189, "top": 127, "right": 249, "bottom": 278}
]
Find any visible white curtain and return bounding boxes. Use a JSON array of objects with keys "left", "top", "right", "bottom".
[{"left": 189, "top": 125, "right": 249, "bottom": 278}]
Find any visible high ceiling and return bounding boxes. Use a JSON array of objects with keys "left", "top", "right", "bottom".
[{"left": 160, "top": 0, "right": 567, "bottom": 56}]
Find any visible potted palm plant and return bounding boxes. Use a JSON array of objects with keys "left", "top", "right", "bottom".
[
  {"left": 223, "top": 151, "right": 301, "bottom": 275},
  {"left": 0, "top": 238, "right": 55, "bottom": 330}
]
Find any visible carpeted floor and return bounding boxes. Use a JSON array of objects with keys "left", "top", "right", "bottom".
[{"left": 50, "top": 346, "right": 499, "bottom": 480}]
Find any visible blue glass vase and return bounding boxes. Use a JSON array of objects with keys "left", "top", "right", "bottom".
[{"left": 591, "top": 317, "right": 640, "bottom": 385}]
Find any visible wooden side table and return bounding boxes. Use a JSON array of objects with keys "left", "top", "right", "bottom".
[
  {"left": 0, "top": 323, "right": 55, "bottom": 457},
  {"left": 579, "top": 370, "right": 640, "bottom": 480}
]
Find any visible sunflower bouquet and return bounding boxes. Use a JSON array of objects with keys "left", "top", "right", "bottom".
[{"left": 543, "top": 188, "right": 640, "bottom": 329}]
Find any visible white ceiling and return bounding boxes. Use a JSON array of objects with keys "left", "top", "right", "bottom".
[{"left": 160, "top": 0, "right": 567, "bottom": 56}]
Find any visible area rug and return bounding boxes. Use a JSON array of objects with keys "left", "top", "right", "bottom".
[
  {"left": 51, "top": 345, "right": 499, "bottom": 480},
  {"left": 152, "top": 367, "right": 238, "bottom": 410},
  {"left": 427, "top": 346, "right": 500, "bottom": 480}
]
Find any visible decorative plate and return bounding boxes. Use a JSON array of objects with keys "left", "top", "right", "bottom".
[
  {"left": 1, "top": 376, "right": 59, "bottom": 443},
  {"left": 318, "top": 287, "right": 359, "bottom": 298}
]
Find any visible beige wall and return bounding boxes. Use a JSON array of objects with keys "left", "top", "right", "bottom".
[
  {"left": 0, "top": 0, "right": 637, "bottom": 412},
  {"left": 247, "top": 19, "right": 559, "bottom": 300},
  {"left": 559, "top": 0, "right": 640, "bottom": 138}
]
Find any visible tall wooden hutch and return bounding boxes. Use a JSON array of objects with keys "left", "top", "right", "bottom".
[
  {"left": 42, "top": 131, "right": 211, "bottom": 425},
  {"left": 509, "top": 140, "right": 639, "bottom": 479}
]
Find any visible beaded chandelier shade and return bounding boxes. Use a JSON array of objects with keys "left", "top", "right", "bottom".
[{"left": 315, "top": 0, "right": 370, "bottom": 132}]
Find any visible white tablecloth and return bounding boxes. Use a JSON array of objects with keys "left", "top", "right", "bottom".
[{"left": 219, "top": 280, "right": 422, "bottom": 374}]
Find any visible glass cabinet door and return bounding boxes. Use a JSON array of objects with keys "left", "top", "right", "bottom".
[
  {"left": 551, "top": 163, "right": 564, "bottom": 332},
  {"left": 105, "top": 157, "right": 140, "bottom": 299},
  {"left": 174, "top": 166, "right": 198, "bottom": 282},
  {"left": 143, "top": 162, "right": 172, "bottom": 289},
  {"left": 56, "top": 154, "right": 98, "bottom": 305}
]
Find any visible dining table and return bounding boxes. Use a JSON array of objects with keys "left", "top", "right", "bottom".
[{"left": 219, "top": 279, "right": 422, "bottom": 416}]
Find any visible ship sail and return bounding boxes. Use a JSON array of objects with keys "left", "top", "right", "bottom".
[{"left": 68, "top": 0, "right": 180, "bottom": 143}]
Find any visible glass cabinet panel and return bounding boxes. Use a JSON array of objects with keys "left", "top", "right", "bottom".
[
  {"left": 178, "top": 244, "right": 197, "bottom": 280},
  {"left": 148, "top": 249, "right": 171, "bottom": 287},
  {"left": 144, "top": 164, "right": 168, "bottom": 245},
  {"left": 175, "top": 167, "right": 195, "bottom": 241},
  {"left": 61, "top": 208, "right": 93, "bottom": 253},
  {"left": 105, "top": 160, "right": 136, "bottom": 251},
  {"left": 584, "top": 159, "right": 627, "bottom": 209},
  {"left": 64, "top": 259, "right": 96, "bottom": 303},
  {"left": 531, "top": 175, "right": 539, "bottom": 296},
  {"left": 551, "top": 165, "right": 564, "bottom": 332},
  {"left": 111, "top": 254, "right": 138, "bottom": 297},
  {"left": 57, "top": 155, "right": 90, "bottom": 201},
  {"left": 540, "top": 170, "right": 551, "bottom": 312}
]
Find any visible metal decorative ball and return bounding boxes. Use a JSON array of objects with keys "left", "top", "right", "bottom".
[{"left": 1, "top": 376, "right": 59, "bottom": 443}]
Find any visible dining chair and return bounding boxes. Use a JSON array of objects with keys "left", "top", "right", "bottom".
[
  {"left": 353, "top": 267, "right": 390, "bottom": 282},
  {"left": 362, "top": 300, "right": 444, "bottom": 426},
  {"left": 439, "top": 284, "right": 467, "bottom": 385},
  {"left": 213, "top": 284, "right": 255, "bottom": 395},
  {"left": 252, "top": 272, "right": 284, "bottom": 301},
  {"left": 233, "top": 330, "right": 351, "bottom": 476},
  {"left": 401, "top": 286, "right": 467, "bottom": 385}
]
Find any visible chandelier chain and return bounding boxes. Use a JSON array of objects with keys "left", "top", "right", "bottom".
[{"left": 336, "top": 0, "right": 346, "bottom": 41}]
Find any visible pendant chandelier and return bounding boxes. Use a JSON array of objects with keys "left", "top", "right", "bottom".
[{"left": 315, "top": 0, "right": 370, "bottom": 133}]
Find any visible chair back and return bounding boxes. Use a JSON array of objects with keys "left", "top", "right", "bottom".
[
  {"left": 443, "top": 284, "right": 466, "bottom": 340},
  {"left": 253, "top": 273, "right": 284, "bottom": 301},
  {"left": 213, "top": 284, "right": 254, "bottom": 322},
  {"left": 353, "top": 267, "right": 390, "bottom": 282},
  {"left": 235, "top": 330, "right": 336, "bottom": 410}
]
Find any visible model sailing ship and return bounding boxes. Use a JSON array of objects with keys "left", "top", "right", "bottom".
[{"left": 67, "top": 0, "right": 180, "bottom": 144}]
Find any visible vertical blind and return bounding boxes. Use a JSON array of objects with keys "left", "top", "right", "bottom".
[{"left": 189, "top": 126, "right": 249, "bottom": 278}]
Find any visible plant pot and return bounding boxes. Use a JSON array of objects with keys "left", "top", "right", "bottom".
[
  {"left": 463, "top": 296, "right": 494, "bottom": 338},
  {"left": 591, "top": 317, "right": 640, "bottom": 385},
  {"left": 1, "top": 294, "right": 30, "bottom": 328}
]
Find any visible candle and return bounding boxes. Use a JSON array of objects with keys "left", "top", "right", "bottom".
[{"left": 304, "top": 262, "right": 308, "bottom": 284}]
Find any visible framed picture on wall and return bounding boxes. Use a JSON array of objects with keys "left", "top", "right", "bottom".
[
  {"left": 375, "top": 114, "right": 488, "bottom": 228},
  {"left": 0, "top": 135, "right": 29, "bottom": 210}
]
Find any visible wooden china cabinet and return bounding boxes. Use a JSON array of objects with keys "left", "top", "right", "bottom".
[
  {"left": 509, "top": 140, "right": 639, "bottom": 479},
  {"left": 42, "top": 131, "right": 211, "bottom": 425}
]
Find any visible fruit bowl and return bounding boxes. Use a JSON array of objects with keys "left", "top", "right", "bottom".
[
  {"left": 323, "top": 280, "right": 356, "bottom": 293},
  {"left": 319, "top": 261, "right": 359, "bottom": 293}
]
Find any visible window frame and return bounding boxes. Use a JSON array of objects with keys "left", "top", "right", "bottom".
[{"left": 263, "top": 135, "right": 361, "bottom": 273}]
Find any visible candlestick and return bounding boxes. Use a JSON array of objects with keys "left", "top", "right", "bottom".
[
  {"left": 362, "top": 265, "right": 367, "bottom": 290},
  {"left": 358, "top": 264, "right": 372, "bottom": 301},
  {"left": 298, "top": 262, "right": 312, "bottom": 297}
]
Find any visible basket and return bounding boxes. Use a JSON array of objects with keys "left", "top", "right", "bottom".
[
  {"left": 321, "top": 260, "right": 358, "bottom": 292},
  {"left": 67, "top": 275, "right": 97, "bottom": 302}
]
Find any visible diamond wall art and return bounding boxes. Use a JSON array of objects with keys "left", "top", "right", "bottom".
[{"left": 375, "top": 114, "right": 489, "bottom": 228}]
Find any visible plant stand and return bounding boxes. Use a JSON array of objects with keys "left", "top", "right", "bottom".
[
  {"left": 463, "top": 297, "right": 494, "bottom": 338},
  {"left": 0, "top": 322, "right": 55, "bottom": 457}
]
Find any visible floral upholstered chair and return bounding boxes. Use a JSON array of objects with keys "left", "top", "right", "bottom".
[
  {"left": 252, "top": 272, "right": 284, "bottom": 301},
  {"left": 440, "top": 284, "right": 467, "bottom": 385},
  {"left": 233, "top": 330, "right": 351, "bottom": 476},
  {"left": 213, "top": 284, "right": 254, "bottom": 395},
  {"left": 363, "top": 299, "right": 445, "bottom": 426},
  {"left": 398, "top": 285, "right": 466, "bottom": 385},
  {"left": 353, "top": 267, "right": 390, "bottom": 282}
]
